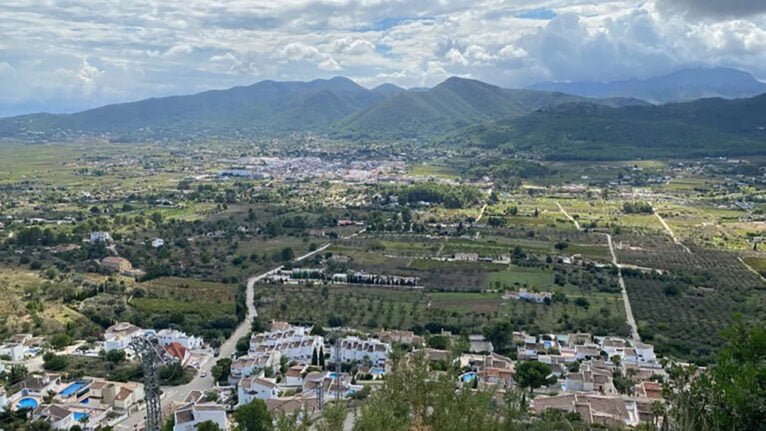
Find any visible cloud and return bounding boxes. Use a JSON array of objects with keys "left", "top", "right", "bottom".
[
  {"left": 656, "top": 0, "right": 766, "bottom": 19},
  {"left": 0, "top": 0, "right": 765, "bottom": 115},
  {"left": 164, "top": 44, "right": 194, "bottom": 57}
]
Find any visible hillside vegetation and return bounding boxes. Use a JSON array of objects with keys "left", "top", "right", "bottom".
[{"left": 443, "top": 94, "right": 766, "bottom": 160}]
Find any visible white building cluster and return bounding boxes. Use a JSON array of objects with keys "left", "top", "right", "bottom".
[{"left": 233, "top": 322, "right": 391, "bottom": 410}]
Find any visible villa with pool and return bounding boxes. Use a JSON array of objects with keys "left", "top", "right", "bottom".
[{"left": 7, "top": 373, "right": 145, "bottom": 430}]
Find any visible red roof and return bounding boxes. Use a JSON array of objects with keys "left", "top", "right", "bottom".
[{"left": 165, "top": 342, "right": 188, "bottom": 360}]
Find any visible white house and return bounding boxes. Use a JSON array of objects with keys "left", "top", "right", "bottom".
[
  {"left": 104, "top": 322, "right": 143, "bottom": 352},
  {"left": 174, "top": 403, "right": 229, "bottom": 431},
  {"left": 230, "top": 351, "right": 281, "bottom": 384},
  {"left": 575, "top": 344, "right": 602, "bottom": 361},
  {"left": 249, "top": 325, "right": 323, "bottom": 364},
  {"left": 89, "top": 231, "right": 112, "bottom": 243},
  {"left": 332, "top": 336, "right": 390, "bottom": 367},
  {"left": 503, "top": 288, "right": 553, "bottom": 304},
  {"left": 468, "top": 335, "right": 494, "bottom": 354},
  {"left": 600, "top": 337, "right": 629, "bottom": 359},
  {"left": 151, "top": 238, "right": 165, "bottom": 248},
  {"left": 454, "top": 253, "right": 479, "bottom": 261},
  {"left": 564, "top": 362, "right": 616, "bottom": 394},
  {"left": 88, "top": 378, "right": 144, "bottom": 413},
  {"left": 156, "top": 329, "right": 203, "bottom": 350},
  {"left": 32, "top": 404, "right": 109, "bottom": 430},
  {"left": 238, "top": 377, "right": 280, "bottom": 405},
  {"left": 0, "top": 342, "right": 25, "bottom": 361},
  {"left": 632, "top": 341, "right": 657, "bottom": 365},
  {"left": 284, "top": 364, "right": 309, "bottom": 387},
  {"left": 18, "top": 373, "right": 61, "bottom": 396}
]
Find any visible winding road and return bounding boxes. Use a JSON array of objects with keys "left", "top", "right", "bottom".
[{"left": 116, "top": 241, "right": 337, "bottom": 430}]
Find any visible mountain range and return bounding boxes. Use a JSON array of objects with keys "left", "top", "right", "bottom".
[
  {"left": 0, "top": 76, "right": 642, "bottom": 141},
  {"left": 528, "top": 67, "right": 766, "bottom": 104},
  {"left": 1, "top": 67, "right": 765, "bottom": 160},
  {"left": 444, "top": 93, "right": 766, "bottom": 160}
]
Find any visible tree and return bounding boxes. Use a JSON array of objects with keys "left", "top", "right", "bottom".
[
  {"left": 211, "top": 358, "right": 232, "bottom": 384},
  {"left": 105, "top": 349, "right": 126, "bottom": 363},
  {"left": 233, "top": 399, "right": 272, "bottom": 431},
  {"left": 236, "top": 334, "right": 251, "bottom": 356},
  {"left": 42, "top": 353, "right": 68, "bottom": 371},
  {"left": 49, "top": 333, "right": 72, "bottom": 350},
  {"left": 663, "top": 319, "right": 766, "bottom": 431},
  {"left": 317, "top": 403, "right": 347, "bottom": 431},
  {"left": 483, "top": 322, "right": 513, "bottom": 352},
  {"left": 312, "top": 347, "right": 319, "bottom": 366},
  {"left": 280, "top": 247, "right": 295, "bottom": 261},
  {"left": 515, "top": 361, "right": 555, "bottom": 393},
  {"left": 8, "top": 364, "right": 28, "bottom": 384},
  {"left": 158, "top": 362, "right": 184, "bottom": 384},
  {"left": 274, "top": 410, "right": 311, "bottom": 431},
  {"left": 195, "top": 420, "right": 222, "bottom": 431},
  {"left": 426, "top": 335, "right": 450, "bottom": 350},
  {"left": 42, "top": 390, "right": 56, "bottom": 404},
  {"left": 318, "top": 347, "right": 326, "bottom": 368}
]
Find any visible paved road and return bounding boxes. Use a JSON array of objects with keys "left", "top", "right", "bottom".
[
  {"left": 606, "top": 233, "right": 640, "bottom": 341},
  {"left": 116, "top": 241, "right": 337, "bottom": 430}
]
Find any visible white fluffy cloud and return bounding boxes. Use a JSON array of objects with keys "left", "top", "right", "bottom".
[{"left": 0, "top": 0, "right": 765, "bottom": 115}]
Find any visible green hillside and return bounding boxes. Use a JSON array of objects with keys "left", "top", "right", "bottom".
[
  {"left": 335, "top": 77, "right": 648, "bottom": 139},
  {"left": 443, "top": 95, "right": 766, "bottom": 160},
  {"left": 0, "top": 77, "right": 385, "bottom": 139}
]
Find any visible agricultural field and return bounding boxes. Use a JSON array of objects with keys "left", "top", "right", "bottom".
[
  {"left": 128, "top": 277, "right": 245, "bottom": 344},
  {"left": 254, "top": 280, "right": 628, "bottom": 337},
  {"left": 619, "top": 246, "right": 766, "bottom": 364}
]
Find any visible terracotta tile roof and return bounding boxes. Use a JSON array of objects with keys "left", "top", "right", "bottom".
[{"left": 164, "top": 342, "right": 188, "bottom": 360}]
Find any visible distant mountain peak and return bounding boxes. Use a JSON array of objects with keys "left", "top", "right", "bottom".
[{"left": 528, "top": 67, "right": 766, "bottom": 103}]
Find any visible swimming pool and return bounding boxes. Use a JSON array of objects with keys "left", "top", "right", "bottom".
[
  {"left": 73, "top": 412, "right": 89, "bottom": 422},
  {"left": 59, "top": 381, "right": 87, "bottom": 397},
  {"left": 370, "top": 367, "right": 385, "bottom": 376},
  {"left": 16, "top": 397, "right": 39, "bottom": 410},
  {"left": 461, "top": 372, "right": 477, "bottom": 383}
]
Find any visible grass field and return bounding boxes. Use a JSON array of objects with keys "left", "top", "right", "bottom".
[{"left": 487, "top": 265, "right": 555, "bottom": 290}]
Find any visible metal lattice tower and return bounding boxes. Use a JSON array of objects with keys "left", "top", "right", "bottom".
[{"left": 130, "top": 336, "right": 166, "bottom": 431}]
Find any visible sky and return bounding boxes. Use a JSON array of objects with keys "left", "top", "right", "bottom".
[{"left": 1, "top": 0, "right": 766, "bottom": 116}]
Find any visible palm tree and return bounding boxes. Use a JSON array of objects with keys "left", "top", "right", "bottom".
[{"left": 42, "top": 390, "right": 56, "bottom": 404}]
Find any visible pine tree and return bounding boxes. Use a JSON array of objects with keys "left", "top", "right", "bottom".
[
  {"left": 311, "top": 348, "right": 318, "bottom": 366},
  {"left": 318, "top": 347, "right": 326, "bottom": 368}
]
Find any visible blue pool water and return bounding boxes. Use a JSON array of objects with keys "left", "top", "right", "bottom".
[
  {"left": 370, "top": 367, "right": 385, "bottom": 375},
  {"left": 328, "top": 372, "right": 340, "bottom": 379},
  {"left": 462, "top": 372, "right": 477, "bottom": 383},
  {"left": 73, "top": 412, "right": 89, "bottom": 421},
  {"left": 16, "top": 397, "right": 38, "bottom": 410},
  {"left": 59, "top": 381, "right": 87, "bottom": 397}
]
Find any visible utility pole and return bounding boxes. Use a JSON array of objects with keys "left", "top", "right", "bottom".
[{"left": 130, "top": 336, "right": 166, "bottom": 431}]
